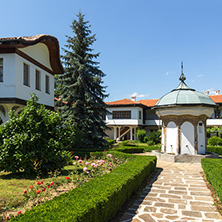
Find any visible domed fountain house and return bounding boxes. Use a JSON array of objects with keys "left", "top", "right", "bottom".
[{"left": 154, "top": 65, "right": 216, "bottom": 156}]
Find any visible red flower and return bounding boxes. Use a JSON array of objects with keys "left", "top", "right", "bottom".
[
  {"left": 37, "top": 181, "right": 41, "bottom": 185},
  {"left": 50, "top": 181, "right": 54, "bottom": 186},
  {"left": 48, "top": 185, "right": 50, "bottom": 188},
  {"left": 41, "top": 181, "right": 44, "bottom": 184},
  {"left": 17, "top": 211, "right": 22, "bottom": 216},
  {"left": 6, "top": 216, "right": 9, "bottom": 220},
  {"left": 29, "top": 185, "right": 33, "bottom": 189},
  {"left": 23, "top": 190, "right": 27, "bottom": 194},
  {"left": 66, "top": 176, "right": 71, "bottom": 180},
  {"left": 37, "top": 190, "right": 41, "bottom": 194},
  {"left": 71, "top": 151, "right": 74, "bottom": 153},
  {"left": 42, "top": 188, "right": 46, "bottom": 191}
]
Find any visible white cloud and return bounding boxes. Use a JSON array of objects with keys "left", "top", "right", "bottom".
[
  {"left": 166, "top": 71, "right": 170, "bottom": 76},
  {"left": 130, "top": 92, "right": 150, "bottom": 98},
  {"left": 191, "top": 79, "right": 195, "bottom": 82},
  {"left": 197, "top": 74, "right": 204, "bottom": 78}
]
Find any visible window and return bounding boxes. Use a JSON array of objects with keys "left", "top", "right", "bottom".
[
  {"left": 23, "top": 63, "right": 29, "bottom": 86},
  {"left": 139, "top": 111, "right": 142, "bottom": 119},
  {"left": 45, "top": 75, "right": 50, "bottom": 94},
  {"left": 35, "top": 70, "right": 41, "bottom": 90},
  {"left": 112, "top": 111, "right": 131, "bottom": 119},
  {"left": 0, "top": 58, "right": 3, "bottom": 82}
]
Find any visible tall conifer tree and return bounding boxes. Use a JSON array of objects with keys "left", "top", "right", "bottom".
[{"left": 57, "top": 12, "right": 108, "bottom": 149}]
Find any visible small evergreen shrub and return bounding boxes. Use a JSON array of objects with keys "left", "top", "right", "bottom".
[
  {"left": 207, "top": 145, "right": 222, "bottom": 155},
  {"left": 208, "top": 136, "right": 222, "bottom": 146},
  {"left": 136, "top": 129, "right": 146, "bottom": 142},
  {"left": 144, "top": 145, "right": 161, "bottom": 152},
  {"left": 202, "top": 159, "right": 222, "bottom": 202},
  {"left": 114, "top": 147, "right": 144, "bottom": 153}
]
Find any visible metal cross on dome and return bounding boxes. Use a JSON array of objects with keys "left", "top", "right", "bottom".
[{"left": 179, "top": 61, "right": 186, "bottom": 82}]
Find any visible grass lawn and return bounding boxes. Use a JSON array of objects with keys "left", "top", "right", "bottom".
[{"left": 0, "top": 165, "right": 75, "bottom": 211}]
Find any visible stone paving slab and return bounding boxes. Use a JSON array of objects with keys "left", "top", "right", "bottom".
[{"left": 119, "top": 160, "right": 222, "bottom": 222}]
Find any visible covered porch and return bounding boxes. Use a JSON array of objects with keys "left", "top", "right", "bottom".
[{"left": 106, "top": 126, "right": 138, "bottom": 141}]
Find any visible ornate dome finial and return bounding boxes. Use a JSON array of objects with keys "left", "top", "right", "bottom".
[{"left": 179, "top": 61, "right": 186, "bottom": 82}]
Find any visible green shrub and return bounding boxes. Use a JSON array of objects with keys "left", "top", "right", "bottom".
[
  {"left": 207, "top": 145, "right": 222, "bottom": 155},
  {"left": 144, "top": 130, "right": 161, "bottom": 145},
  {"left": 119, "top": 140, "right": 136, "bottom": 147},
  {"left": 114, "top": 146, "right": 144, "bottom": 153},
  {"left": 0, "top": 95, "right": 78, "bottom": 176},
  {"left": 136, "top": 129, "right": 146, "bottom": 142},
  {"left": 208, "top": 136, "right": 222, "bottom": 146},
  {"left": 201, "top": 159, "right": 222, "bottom": 202},
  {"left": 144, "top": 145, "right": 161, "bottom": 152},
  {"left": 104, "top": 137, "right": 115, "bottom": 148},
  {"left": 11, "top": 154, "right": 156, "bottom": 222}
]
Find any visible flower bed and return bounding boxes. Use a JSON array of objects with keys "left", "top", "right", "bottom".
[
  {"left": 10, "top": 152, "right": 156, "bottom": 222},
  {"left": 1, "top": 151, "right": 127, "bottom": 221}
]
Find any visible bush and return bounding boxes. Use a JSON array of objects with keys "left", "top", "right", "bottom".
[
  {"left": 104, "top": 137, "right": 115, "bottom": 148},
  {"left": 144, "top": 130, "right": 161, "bottom": 145},
  {"left": 114, "top": 147, "right": 144, "bottom": 153},
  {"left": 119, "top": 140, "right": 136, "bottom": 147},
  {"left": 207, "top": 146, "right": 222, "bottom": 155},
  {"left": 136, "top": 129, "right": 146, "bottom": 142},
  {"left": 144, "top": 145, "right": 161, "bottom": 152},
  {"left": 202, "top": 159, "right": 222, "bottom": 202},
  {"left": 11, "top": 154, "right": 156, "bottom": 222},
  {"left": 0, "top": 95, "right": 77, "bottom": 176},
  {"left": 208, "top": 136, "right": 222, "bottom": 146}
]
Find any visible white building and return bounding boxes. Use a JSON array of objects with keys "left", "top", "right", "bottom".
[
  {"left": 105, "top": 88, "right": 222, "bottom": 141},
  {"left": 0, "top": 34, "right": 64, "bottom": 122}
]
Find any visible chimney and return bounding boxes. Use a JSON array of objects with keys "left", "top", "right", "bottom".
[
  {"left": 216, "top": 90, "right": 220, "bottom": 95},
  {"left": 204, "top": 90, "right": 209, "bottom": 95},
  {"left": 131, "top": 96, "right": 136, "bottom": 102}
]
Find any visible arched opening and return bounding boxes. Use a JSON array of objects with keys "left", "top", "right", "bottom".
[
  {"left": 181, "top": 121, "right": 195, "bottom": 155},
  {"left": 166, "top": 121, "right": 177, "bottom": 154}
]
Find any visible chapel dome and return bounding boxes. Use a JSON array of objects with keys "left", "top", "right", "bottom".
[{"left": 155, "top": 73, "right": 216, "bottom": 108}]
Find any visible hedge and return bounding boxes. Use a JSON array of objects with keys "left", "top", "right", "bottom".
[
  {"left": 207, "top": 145, "right": 222, "bottom": 155},
  {"left": 11, "top": 153, "right": 156, "bottom": 222},
  {"left": 201, "top": 158, "right": 222, "bottom": 202},
  {"left": 114, "top": 146, "right": 144, "bottom": 153},
  {"left": 144, "top": 145, "right": 161, "bottom": 152}
]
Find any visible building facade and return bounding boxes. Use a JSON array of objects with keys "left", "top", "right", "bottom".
[
  {"left": 0, "top": 35, "right": 63, "bottom": 122},
  {"left": 105, "top": 92, "right": 222, "bottom": 141}
]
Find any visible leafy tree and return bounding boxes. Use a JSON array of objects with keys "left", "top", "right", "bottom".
[
  {"left": 56, "top": 12, "right": 108, "bottom": 149},
  {"left": 0, "top": 95, "right": 77, "bottom": 176},
  {"left": 144, "top": 130, "right": 161, "bottom": 145},
  {"left": 136, "top": 129, "right": 146, "bottom": 142}
]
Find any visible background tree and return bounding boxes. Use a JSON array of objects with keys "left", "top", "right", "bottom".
[{"left": 56, "top": 12, "right": 108, "bottom": 149}]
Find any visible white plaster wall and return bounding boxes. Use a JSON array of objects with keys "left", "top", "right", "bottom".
[
  {"left": 156, "top": 106, "right": 214, "bottom": 118},
  {"left": 105, "top": 128, "right": 114, "bottom": 139},
  {"left": 207, "top": 119, "right": 222, "bottom": 126},
  {"left": 15, "top": 54, "right": 54, "bottom": 107},
  {"left": 106, "top": 107, "right": 143, "bottom": 125},
  {"left": 0, "top": 54, "right": 16, "bottom": 97},
  {"left": 166, "top": 121, "right": 177, "bottom": 154},
  {"left": 19, "top": 43, "right": 52, "bottom": 71},
  {"left": 161, "top": 125, "right": 165, "bottom": 152},
  {"left": 198, "top": 121, "right": 205, "bottom": 154},
  {"left": 181, "top": 122, "right": 195, "bottom": 155}
]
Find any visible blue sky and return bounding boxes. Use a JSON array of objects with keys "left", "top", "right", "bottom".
[{"left": 1, "top": 0, "right": 222, "bottom": 101}]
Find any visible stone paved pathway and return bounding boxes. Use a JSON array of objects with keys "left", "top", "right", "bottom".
[{"left": 120, "top": 160, "right": 222, "bottom": 222}]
